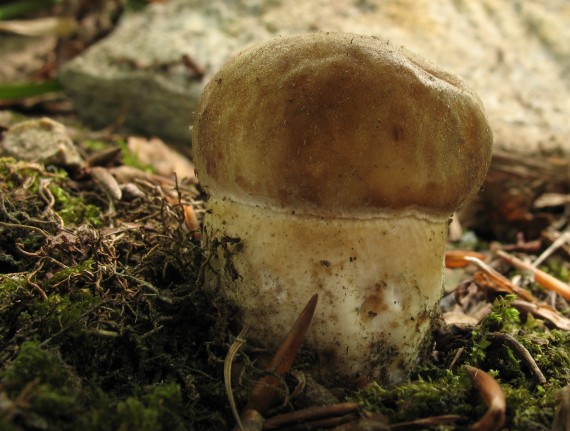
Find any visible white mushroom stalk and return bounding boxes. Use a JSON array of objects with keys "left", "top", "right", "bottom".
[{"left": 192, "top": 32, "right": 493, "bottom": 385}]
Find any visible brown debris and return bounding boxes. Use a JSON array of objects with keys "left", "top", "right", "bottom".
[
  {"left": 237, "top": 295, "right": 319, "bottom": 430},
  {"left": 467, "top": 256, "right": 538, "bottom": 303},
  {"left": 445, "top": 250, "right": 487, "bottom": 269},
  {"left": 497, "top": 250, "right": 570, "bottom": 301},
  {"left": 465, "top": 366, "right": 506, "bottom": 431},
  {"left": 512, "top": 300, "right": 570, "bottom": 331},
  {"left": 552, "top": 386, "right": 570, "bottom": 431},
  {"left": 263, "top": 402, "right": 360, "bottom": 430}
]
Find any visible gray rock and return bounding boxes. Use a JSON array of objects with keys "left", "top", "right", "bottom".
[
  {"left": 0, "top": 117, "right": 83, "bottom": 169},
  {"left": 59, "top": 0, "right": 570, "bottom": 154}
]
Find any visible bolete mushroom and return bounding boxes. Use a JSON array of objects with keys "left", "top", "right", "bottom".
[{"left": 192, "top": 32, "right": 492, "bottom": 384}]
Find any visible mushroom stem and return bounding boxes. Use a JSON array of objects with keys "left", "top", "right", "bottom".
[{"left": 204, "top": 197, "right": 448, "bottom": 384}]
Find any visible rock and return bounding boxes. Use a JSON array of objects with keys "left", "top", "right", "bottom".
[
  {"left": 0, "top": 117, "right": 83, "bottom": 169},
  {"left": 60, "top": 0, "right": 570, "bottom": 155},
  {"left": 127, "top": 136, "right": 196, "bottom": 181}
]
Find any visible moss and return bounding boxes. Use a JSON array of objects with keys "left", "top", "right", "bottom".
[
  {"left": 49, "top": 184, "right": 103, "bottom": 227},
  {"left": 352, "top": 290, "right": 570, "bottom": 429},
  {"left": 113, "top": 383, "right": 187, "bottom": 431},
  {"left": 45, "top": 258, "right": 95, "bottom": 288},
  {"left": 517, "top": 324, "right": 570, "bottom": 382},
  {"left": 504, "top": 382, "right": 560, "bottom": 431},
  {"left": 0, "top": 157, "right": 103, "bottom": 228},
  {"left": 354, "top": 367, "right": 563, "bottom": 430},
  {"left": 353, "top": 369, "right": 478, "bottom": 427},
  {"left": 468, "top": 295, "right": 520, "bottom": 365},
  {"left": 0, "top": 341, "right": 84, "bottom": 428},
  {"left": 0, "top": 342, "right": 206, "bottom": 430},
  {"left": 81, "top": 139, "right": 109, "bottom": 152},
  {"left": 0, "top": 157, "right": 236, "bottom": 430}
]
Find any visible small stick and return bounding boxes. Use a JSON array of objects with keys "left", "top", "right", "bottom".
[
  {"left": 449, "top": 347, "right": 465, "bottom": 372},
  {"left": 465, "top": 365, "right": 506, "bottom": 431},
  {"left": 465, "top": 256, "right": 537, "bottom": 302},
  {"left": 487, "top": 332, "right": 546, "bottom": 385},
  {"left": 391, "top": 414, "right": 462, "bottom": 430},
  {"left": 263, "top": 402, "right": 360, "bottom": 430},
  {"left": 497, "top": 250, "right": 570, "bottom": 301},
  {"left": 0, "top": 221, "right": 49, "bottom": 238},
  {"left": 532, "top": 231, "right": 570, "bottom": 267}
]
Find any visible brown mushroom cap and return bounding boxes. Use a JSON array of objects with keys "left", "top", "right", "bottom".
[{"left": 192, "top": 32, "right": 493, "bottom": 217}]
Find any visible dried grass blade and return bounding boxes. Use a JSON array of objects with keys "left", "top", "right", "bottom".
[{"left": 225, "top": 326, "right": 250, "bottom": 431}]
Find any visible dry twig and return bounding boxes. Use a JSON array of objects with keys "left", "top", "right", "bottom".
[
  {"left": 487, "top": 332, "right": 546, "bottom": 385},
  {"left": 465, "top": 256, "right": 537, "bottom": 302},
  {"left": 497, "top": 250, "right": 570, "bottom": 301}
]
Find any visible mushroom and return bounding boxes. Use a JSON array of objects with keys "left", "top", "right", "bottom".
[{"left": 192, "top": 32, "right": 492, "bottom": 384}]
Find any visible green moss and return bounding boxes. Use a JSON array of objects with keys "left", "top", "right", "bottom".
[
  {"left": 352, "top": 289, "right": 570, "bottom": 429},
  {"left": 49, "top": 184, "right": 103, "bottom": 227},
  {"left": 46, "top": 258, "right": 95, "bottom": 288},
  {"left": 1, "top": 341, "right": 83, "bottom": 427},
  {"left": 81, "top": 139, "right": 109, "bottom": 152},
  {"left": 517, "top": 324, "right": 570, "bottom": 382},
  {"left": 353, "top": 369, "right": 477, "bottom": 426},
  {"left": 468, "top": 295, "right": 520, "bottom": 365},
  {"left": 0, "top": 342, "right": 197, "bottom": 431},
  {"left": 0, "top": 275, "right": 27, "bottom": 302},
  {"left": 0, "top": 152, "right": 240, "bottom": 430},
  {"left": 114, "top": 383, "right": 186, "bottom": 431},
  {"left": 504, "top": 382, "right": 560, "bottom": 431},
  {"left": 354, "top": 367, "right": 563, "bottom": 430},
  {"left": 0, "top": 157, "right": 104, "bottom": 231},
  {"left": 0, "top": 157, "right": 44, "bottom": 192}
]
